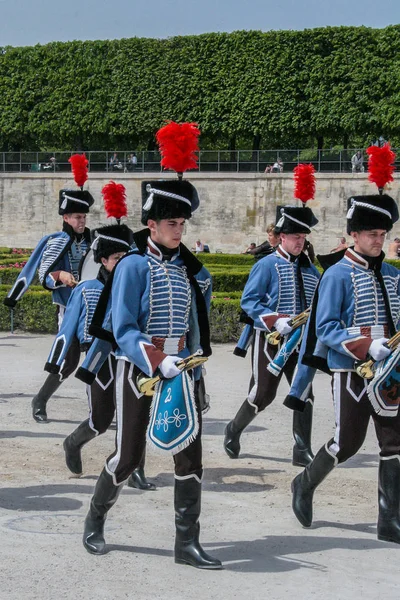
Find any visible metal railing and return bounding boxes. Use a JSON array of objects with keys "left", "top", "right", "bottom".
[{"left": 0, "top": 149, "right": 398, "bottom": 174}]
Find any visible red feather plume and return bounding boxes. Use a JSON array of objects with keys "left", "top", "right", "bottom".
[
  {"left": 102, "top": 181, "right": 128, "bottom": 220},
  {"left": 68, "top": 153, "right": 88, "bottom": 188},
  {"left": 367, "top": 143, "right": 396, "bottom": 190},
  {"left": 293, "top": 163, "right": 316, "bottom": 204},
  {"left": 156, "top": 121, "right": 200, "bottom": 174}
]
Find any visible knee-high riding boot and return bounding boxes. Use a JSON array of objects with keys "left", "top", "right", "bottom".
[
  {"left": 31, "top": 373, "right": 62, "bottom": 423},
  {"left": 174, "top": 477, "right": 222, "bottom": 570},
  {"left": 292, "top": 400, "right": 314, "bottom": 467},
  {"left": 223, "top": 400, "right": 257, "bottom": 459},
  {"left": 127, "top": 447, "right": 156, "bottom": 491},
  {"left": 83, "top": 469, "right": 123, "bottom": 555},
  {"left": 63, "top": 419, "right": 97, "bottom": 476},
  {"left": 377, "top": 456, "right": 400, "bottom": 544},
  {"left": 291, "top": 445, "right": 336, "bottom": 527}
]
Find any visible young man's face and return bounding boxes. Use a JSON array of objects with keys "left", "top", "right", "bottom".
[
  {"left": 63, "top": 213, "right": 87, "bottom": 234},
  {"left": 148, "top": 217, "right": 186, "bottom": 249},
  {"left": 101, "top": 251, "right": 126, "bottom": 272},
  {"left": 280, "top": 233, "right": 306, "bottom": 256},
  {"left": 351, "top": 229, "right": 387, "bottom": 257}
]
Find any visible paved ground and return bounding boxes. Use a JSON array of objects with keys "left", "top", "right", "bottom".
[{"left": 1, "top": 333, "right": 399, "bottom": 600}]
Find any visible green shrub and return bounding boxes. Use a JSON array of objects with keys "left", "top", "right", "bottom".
[
  {"left": 212, "top": 291, "right": 242, "bottom": 299},
  {"left": 198, "top": 254, "right": 254, "bottom": 266},
  {"left": 0, "top": 288, "right": 245, "bottom": 342},
  {"left": 0, "top": 268, "right": 40, "bottom": 286},
  {"left": 211, "top": 272, "right": 249, "bottom": 292},
  {"left": 209, "top": 299, "right": 242, "bottom": 343},
  {"left": 0, "top": 255, "right": 31, "bottom": 266},
  {"left": 0, "top": 289, "right": 57, "bottom": 333}
]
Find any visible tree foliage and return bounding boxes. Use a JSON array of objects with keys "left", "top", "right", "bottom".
[{"left": 0, "top": 26, "right": 398, "bottom": 151}]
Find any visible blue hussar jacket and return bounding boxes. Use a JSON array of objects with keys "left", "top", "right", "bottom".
[
  {"left": 78, "top": 238, "right": 212, "bottom": 382},
  {"left": 241, "top": 245, "right": 320, "bottom": 332},
  {"left": 315, "top": 248, "right": 400, "bottom": 371},
  {"left": 44, "top": 271, "right": 107, "bottom": 375},
  {"left": 4, "top": 223, "right": 90, "bottom": 309}
]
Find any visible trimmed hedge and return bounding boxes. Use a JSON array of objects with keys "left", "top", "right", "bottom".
[
  {"left": 0, "top": 268, "right": 40, "bottom": 286},
  {"left": 209, "top": 299, "right": 243, "bottom": 343},
  {"left": 211, "top": 272, "right": 249, "bottom": 292},
  {"left": 0, "top": 290, "right": 57, "bottom": 333},
  {"left": 0, "top": 288, "right": 243, "bottom": 341},
  {"left": 198, "top": 254, "right": 254, "bottom": 266}
]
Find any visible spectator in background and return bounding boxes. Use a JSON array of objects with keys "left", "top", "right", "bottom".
[
  {"left": 194, "top": 239, "right": 204, "bottom": 253},
  {"left": 387, "top": 237, "right": 400, "bottom": 259},
  {"left": 266, "top": 223, "right": 281, "bottom": 248},
  {"left": 250, "top": 223, "right": 280, "bottom": 261},
  {"left": 242, "top": 242, "right": 257, "bottom": 254},
  {"left": 109, "top": 153, "right": 123, "bottom": 172},
  {"left": 127, "top": 152, "right": 138, "bottom": 172},
  {"left": 272, "top": 158, "right": 284, "bottom": 173},
  {"left": 351, "top": 151, "right": 364, "bottom": 173},
  {"left": 330, "top": 236, "right": 348, "bottom": 253}
]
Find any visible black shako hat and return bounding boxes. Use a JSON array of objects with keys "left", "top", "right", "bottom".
[
  {"left": 58, "top": 189, "right": 95, "bottom": 216},
  {"left": 141, "top": 179, "right": 200, "bottom": 225},
  {"left": 274, "top": 205, "right": 318, "bottom": 234},
  {"left": 91, "top": 224, "right": 133, "bottom": 263},
  {"left": 346, "top": 194, "right": 399, "bottom": 234}
]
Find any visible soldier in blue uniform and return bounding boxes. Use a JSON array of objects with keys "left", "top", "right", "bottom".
[
  {"left": 4, "top": 188, "right": 94, "bottom": 422},
  {"left": 46, "top": 223, "right": 155, "bottom": 491},
  {"left": 291, "top": 193, "right": 400, "bottom": 544},
  {"left": 82, "top": 179, "right": 221, "bottom": 569},
  {"left": 224, "top": 205, "right": 320, "bottom": 466}
]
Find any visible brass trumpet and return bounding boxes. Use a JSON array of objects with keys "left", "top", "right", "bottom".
[
  {"left": 266, "top": 308, "right": 311, "bottom": 346},
  {"left": 355, "top": 330, "right": 400, "bottom": 380},
  {"left": 136, "top": 352, "right": 208, "bottom": 396}
]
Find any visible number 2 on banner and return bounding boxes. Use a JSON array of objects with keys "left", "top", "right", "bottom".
[{"left": 164, "top": 387, "right": 172, "bottom": 404}]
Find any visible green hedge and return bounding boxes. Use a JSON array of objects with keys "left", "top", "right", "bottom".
[
  {"left": 209, "top": 299, "right": 243, "bottom": 343},
  {"left": 0, "top": 255, "right": 31, "bottom": 266},
  {"left": 0, "top": 268, "right": 40, "bottom": 286},
  {"left": 198, "top": 254, "right": 254, "bottom": 266},
  {"left": 0, "top": 290, "right": 57, "bottom": 333},
  {"left": 211, "top": 272, "right": 249, "bottom": 292},
  {"left": 0, "top": 288, "right": 243, "bottom": 342}
]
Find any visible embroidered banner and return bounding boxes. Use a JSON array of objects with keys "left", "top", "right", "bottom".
[{"left": 147, "top": 370, "right": 199, "bottom": 454}]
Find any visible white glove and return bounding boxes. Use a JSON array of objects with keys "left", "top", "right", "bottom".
[
  {"left": 274, "top": 317, "right": 293, "bottom": 336},
  {"left": 159, "top": 355, "right": 182, "bottom": 378},
  {"left": 368, "top": 338, "right": 391, "bottom": 361}
]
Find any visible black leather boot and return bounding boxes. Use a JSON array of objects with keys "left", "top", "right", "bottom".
[
  {"left": 83, "top": 469, "right": 123, "bottom": 555},
  {"left": 292, "top": 400, "right": 314, "bottom": 467},
  {"left": 174, "top": 477, "right": 222, "bottom": 569},
  {"left": 63, "top": 419, "right": 97, "bottom": 476},
  {"left": 223, "top": 400, "right": 257, "bottom": 459},
  {"left": 127, "top": 449, "right": 156, "bottom": 490},
  {"left": 31, "top": 373, "right": 62, "bottom": 423},
  {"left": 377, "top": 457, "right": 400, "bottom": 544},
  {"left": 292, "top": 445, "right": 336, "bottom": 527}
]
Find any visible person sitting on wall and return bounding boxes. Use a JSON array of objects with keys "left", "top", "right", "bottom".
[
  {"left": 330, "top": 237, "right": 348, "bottom": 253},
  {"left": 242, "top": 242, "right": 257, "bottom": 254}
]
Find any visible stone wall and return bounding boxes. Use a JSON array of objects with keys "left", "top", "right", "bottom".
[{"left": 0, "top": 172, "right": 399, "bottom": 254}]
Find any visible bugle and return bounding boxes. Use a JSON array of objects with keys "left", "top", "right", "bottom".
[
  {"left": 356, "top": 329, "right": 400, "bottom": 380},
  {"left": 266, "top": 308, "right": 311, "bottom": 346},
  {"left": 136, "top": 352, "right": 208, "bottom": 396}
]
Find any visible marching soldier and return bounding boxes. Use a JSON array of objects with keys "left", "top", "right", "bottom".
[
  {"left": 224, "top": 165, "right": 320, "bottom": 466},
  {"left": 82, "top": 123, "right": 222, "bottom": 569},
  {"left": 292, "top": 144, "right": 400, "bottom": 545},
  {"left": 4, "top": 155, "right": 94, "bottom": 422}
]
